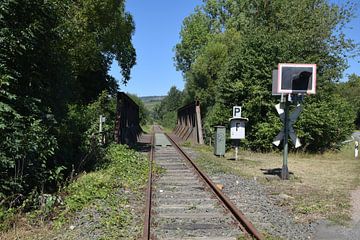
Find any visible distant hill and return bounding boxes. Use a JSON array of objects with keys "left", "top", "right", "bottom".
[
  {"left": 140, "top": 96, "right": 165, "bottom": 103},
  {"left": 140, "top": 96, "right": 165, "bottom": 111}
]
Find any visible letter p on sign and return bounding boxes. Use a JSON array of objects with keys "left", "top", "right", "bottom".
[{"left": 233, "top": 106, "right": 242, "bottom": 118}]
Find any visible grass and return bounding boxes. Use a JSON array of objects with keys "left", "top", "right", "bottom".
[
  {"left": 189, "top": 143, "right": 360, "bottom": 225},
  {"left": 0, "top": 144, "right": 149, "bottom": 240}
]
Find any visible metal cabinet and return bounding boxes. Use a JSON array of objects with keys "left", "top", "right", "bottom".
[{"left": 214, "top": 126, "right": 226, "bottom": 157}]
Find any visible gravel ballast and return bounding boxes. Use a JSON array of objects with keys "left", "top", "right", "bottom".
[
  {"left": 183, "top": 146, "right": 360, "bottom": 240},
  {"left": 183, "top": 147, "right": 317, "bottom": 239},
  {"left": 214, "top": 174, "right": 316, "bottom": 239}
]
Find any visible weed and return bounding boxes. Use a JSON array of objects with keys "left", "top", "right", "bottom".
[
  {"left": 1, "top": 144, "right": 149, "bottom": 239},
  {"left": 55, "top": 144, "right": 148, "bottom": 228},
  {"left": 181, "top": 141, "right": 192, "bottom": 147}
]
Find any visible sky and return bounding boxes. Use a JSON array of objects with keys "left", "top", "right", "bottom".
[
  {"left": 109, "top": 0, "right": 360, "bottom": 97},
  {"left": 109, "top": 0, "right": 202, "bottom": 97}
]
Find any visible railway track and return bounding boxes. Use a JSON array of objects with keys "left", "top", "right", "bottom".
[{"left": 143, "top": 126, "right": 263, "bottom": 240}]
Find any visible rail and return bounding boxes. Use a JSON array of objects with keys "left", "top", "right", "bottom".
[
  {"left": 142, "top": 128, "right": 154, "bottom": 240},
  {"left": 165, "top": 133, "right": 264, "bottom": 240},
  {"left": 142, "top": 126, "right": 264, "bottom": 239}
]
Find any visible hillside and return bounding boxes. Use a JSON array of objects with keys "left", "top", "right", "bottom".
[
  {"left": 140, "top": 96, "right": 165, "bottom": 103},
  {"left": 140, "top": 96, "right": 165, "bottom": 112}
]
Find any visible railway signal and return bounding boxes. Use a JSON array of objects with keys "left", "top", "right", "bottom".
[
  {"left": 272, "top": 63, "right": 317, "bottom": 180},
  {"left": 273, "top": 103, "right": 302, "bottom": 148}
]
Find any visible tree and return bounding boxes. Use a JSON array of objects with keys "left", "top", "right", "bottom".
[
  {"left": 155, "top": 86, "right": 184, "bottom": 128},
  {"left": 128, "top": 93, "right": 150, "bottom": 125},
  {"left": 175, "top": 0, "right": 357, "bottom": 152},
  {"left": 0, "top": 0, "right": 136, "bottom": 209},
  {"left": 0, "top": 0, "right": 61, "bottom": 199},
  {"left": 61, "top": 0, "right": 136, "bottom": 104},
  {"left": 337, "top": 74, "right": 360, "bottom": 128}
]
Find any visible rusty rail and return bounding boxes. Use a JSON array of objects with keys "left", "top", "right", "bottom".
[
  {"left": 142, "top": 129, "right": 154, "bottom": 240},
  {"left": 165, "top": 133, "right": 264, "bottom": 240},
  {"left": 173, "top": 101, "right": 204, "bottom": 144}
]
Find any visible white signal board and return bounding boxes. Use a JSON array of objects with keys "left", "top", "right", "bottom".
[{"left": 230, "top": 119, "right": 245, "bottom": 139}]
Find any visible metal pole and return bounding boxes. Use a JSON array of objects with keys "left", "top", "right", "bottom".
[
  {"left": 282, "top": 96, "right": 289, "bottom": 180},
  {"left": 235, "top": 146, "right": 238, "bottom": 161},
  {"left": 99, "top": 115, "right": 103, "bottom": 144}
]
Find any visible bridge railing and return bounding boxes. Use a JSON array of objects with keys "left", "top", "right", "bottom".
[
  {"left": 114, "top": 92, "right": 142, "bottom": 146},
  {"left": 173, "top": 101, "right": 204, "bottom": 144}
]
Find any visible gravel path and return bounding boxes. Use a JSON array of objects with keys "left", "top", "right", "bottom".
[
  {"left": 313, "top": 220, "right": 360, "bottom": 240},
  {"left": 313, "top": 187, "right": 360, "bottom": 240},
  {"left": 351, "top": 187, "right": 360, "bottom": 222}
]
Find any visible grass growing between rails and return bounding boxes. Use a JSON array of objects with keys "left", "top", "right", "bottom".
[
  {"left": 0, "top": 144, "right": 149, "bottom": 240},
  {"left": 188, "top": 143, "right": 360, "bottom": 225}
]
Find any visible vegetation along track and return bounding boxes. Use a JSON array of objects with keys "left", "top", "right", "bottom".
[{"left": 143, "top": 125, "right": 263, "bottom": 240}]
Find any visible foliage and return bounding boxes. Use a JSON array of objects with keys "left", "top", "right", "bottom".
[
  {"left": 0, "top": 0, "right": 59, "bottom": 201},
  {"left": 0, "top": 0, "right": 136, "bottom": 227},
  {"left": 60, "top": 0, "right": 136, "bottom": 103},
  {"left": 59, "top": 91, "right": 117, "bottom": 172},
  {"left": 337, "top": 74, "right": 360, "bottom": 128},
  {"left": 154, "top": 86, "right": 184, "bottom": 128},
  {"left": 175, "top": 0, "right": 358, "bottom": 152},
  {"left": 295, "top": 96, "right": 355, "bottom": 152},
  {"left": 127, "top": 93, "right": 150, "bottom": 125},
  {"left": 55, "top": 144, "right": 148, "bottom": 231}
]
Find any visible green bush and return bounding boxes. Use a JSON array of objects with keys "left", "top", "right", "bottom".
[
  {"left": 60, "top": 144, "right": 148, "bottom": 218},
  {"left": 175, "top": 0, "right": 357, "bottom": 152},
  {"left": 295, "top": 96, "right": 355, "bottom": 152}
]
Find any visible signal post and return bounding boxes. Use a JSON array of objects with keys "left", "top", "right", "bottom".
[
  {"left": 229, "top": 106, "right": 248, "bottom": 161},
  {"left": 272, "top": 63, "right": 317, "bottom": 180}
]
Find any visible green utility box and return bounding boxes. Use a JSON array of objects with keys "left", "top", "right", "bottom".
[{"left": 214, "top": 126, "right": 226, "bottom": 157}]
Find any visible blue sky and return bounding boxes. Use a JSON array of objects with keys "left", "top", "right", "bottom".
[
  {"left": 109, "top": 0, "right": 360, "bottom": 97},
  {"left": 109, "top": 0, "right": 202, "bottom": 97}
]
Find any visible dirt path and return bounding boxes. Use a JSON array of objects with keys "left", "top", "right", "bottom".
[
  {"left": 351, "top": 187, "right": 360, "bottom": 223},
  {"left": 313, "top": 187, "right": 360, "bottom": 240}
]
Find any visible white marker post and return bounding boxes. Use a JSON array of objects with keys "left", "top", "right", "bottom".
[
  {"left": 99, "top": 115, "right": 106, "bottom": 144},
  {"left": 355, "top": 141, "right": 359, "bottom": 159},
  {"left": 230, "top": 106, "right": 248, "bottom": 160}
]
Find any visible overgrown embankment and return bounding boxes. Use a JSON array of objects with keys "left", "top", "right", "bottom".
[{"left": 0, "top": 144, "right": 149, "bottom": 240}]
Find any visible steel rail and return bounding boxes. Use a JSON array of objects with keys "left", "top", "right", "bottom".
[
  {"left": 165, "top": 133, "right": 264, "bottom": 240},
  {"left": 142, "top": 131, "right": 154, "bottom": 240}
]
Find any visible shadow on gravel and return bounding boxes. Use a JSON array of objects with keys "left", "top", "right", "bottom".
[
  {"left": 260, "top": 168, "right": 294, "bottom": 178},
  {"left": 134, "top": 142, "right": 151, "bottom": 153},
  {"left": 133, "top": 133, "right": 152, "bottom": 153}
]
